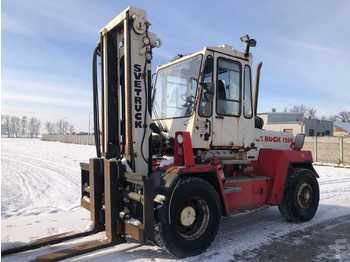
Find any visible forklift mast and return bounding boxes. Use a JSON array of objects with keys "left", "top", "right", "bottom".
[{"left": 93, "top": 7, "right": 160, "bottom": 173}]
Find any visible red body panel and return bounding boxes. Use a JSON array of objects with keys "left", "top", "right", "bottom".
[
  {"left": 165, "top": 132, "right": 314, "bottom": 215},
  {"left": 174, "top": 131, "right": 195, "bottom": 167},
  {"left": 256, "top": 149, "right": 313, "bottom": 204},
  {"left": 224, "top": 178, "right": 271, "bottom": 212}
]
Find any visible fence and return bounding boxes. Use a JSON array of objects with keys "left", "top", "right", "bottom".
[
  {"left": 41, "top": 134, "right": 95, "bottom": 145},
  {"left": 303, "top": 136, "right": 350, "bottom": 165},
  {"left": 41, "top": 135, "right": 350, "bottom": 165}
]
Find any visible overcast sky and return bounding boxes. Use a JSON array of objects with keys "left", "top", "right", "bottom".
[{"left": 2, "top": 0, "right": 350, "bottom": 131}]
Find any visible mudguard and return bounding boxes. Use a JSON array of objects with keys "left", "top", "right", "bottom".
[{"left": 257, "top": 149, "right": 315, "bottom": 205}]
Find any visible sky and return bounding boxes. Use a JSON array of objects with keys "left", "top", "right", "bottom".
[{"left": 2, "top": 0, "right": 350, "bottom": 131}]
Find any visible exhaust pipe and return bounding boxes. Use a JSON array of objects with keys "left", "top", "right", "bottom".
[{"left": 254, "top": 62, "right": 263, "bottom": 116}]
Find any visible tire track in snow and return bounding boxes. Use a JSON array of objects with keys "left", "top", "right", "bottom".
[
  {"left": 3, "top": 156, "right": 81, "bottom": 215},
  {"left": 2, "top": 154, "right": 80, "bottom": 187},
  {"left": 319, "top": 177, "right": 350, "bottom": 185},
  {"left": 2, "top": 156, "right": 76, "bottom": 217},
  {"left": 1, "top": 139, "right": 95, "bottom": 218},
  {"left": 1, "top": 152, "right": 78, "bottom": 175}
]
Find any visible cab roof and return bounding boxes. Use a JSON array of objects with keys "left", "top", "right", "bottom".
[{"left": 156, "top": 44, "right": 252, "bottom": 71}]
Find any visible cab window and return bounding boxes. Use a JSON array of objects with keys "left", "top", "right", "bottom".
[
  {"left": 243, "top": 65, "right": 253, "bottom": 118},
  {"left": 216, "top": 58, "right": 241, "bottom": 116},
  {"left": 198, "top": 55, "right": 214, "bottom": 117}
]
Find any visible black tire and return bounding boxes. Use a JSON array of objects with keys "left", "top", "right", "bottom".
[
  {"left": 156, "top": 177, "right": 221, "bottom": 258},
  {"left": 279, "top": 168, "right": 319, "bottom": 222}
]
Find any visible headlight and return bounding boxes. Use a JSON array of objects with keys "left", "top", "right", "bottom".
[{"left": 177, "top": 134, "right": 184, "bottom": 144}]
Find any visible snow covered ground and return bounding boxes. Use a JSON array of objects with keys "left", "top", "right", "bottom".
[{"left": 1, "top": 138, "right": 350, "bottom": 261}]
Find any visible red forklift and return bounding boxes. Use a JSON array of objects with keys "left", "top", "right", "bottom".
[{"left": 2, "top": 6, "right": 319, "bottom": 261}]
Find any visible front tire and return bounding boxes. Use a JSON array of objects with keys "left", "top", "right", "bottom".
[
  {"left": 156, "top": 177, "right": 221, "bottom": 258},
  {"left": 279, "top": 168, "right": 319, "bottom": 222}
]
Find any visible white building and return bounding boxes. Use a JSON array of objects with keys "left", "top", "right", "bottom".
[{"left": 258, "top": 112, "right": 333, "bottom": 136}]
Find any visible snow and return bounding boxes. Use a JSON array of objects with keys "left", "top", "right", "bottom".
[
  {"left": 1, "top": 138, "right": 350, "bottom": 261},
  {"left": 1, "top": 139, "right": 95, "bottom": 218},
  {"left": 1, "top": 139, "right": 95, "bottom": 252}
]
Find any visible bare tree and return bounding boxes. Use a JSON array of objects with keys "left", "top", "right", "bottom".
[
  {"left": 3, "top": 115, "right": 77, "bottom": 137},
  {"left": 69, "top": 125, "right": 75, "bottom": 135},
  {"left": 289, "top": 104, "right": 308, "bottom": 113},
  {"left": 1, "top": 115, "right": 5, "bottom": 136},
  {"left": 45, "top": 121, "right": 50, "bottom": 134},
  {"left": 56, "top": 120, "right": 62, "bottom": 135},
  {"left": 10, "top": 116, "right": 21, "bottom": 137},
  {"left": 57, "top": 119, "right": 72, "bottom": 135},
  {"left": 306, "top": 108, "right": 317, "bottom": 118},
  {"left": 28, "top": 117, "right": 41, "bottom": 138},
  {"left": 45, "top": 121, "right": 56, "bottom": 135},
  {"left": 1, "top": 115, "right": 11, "bottom": 137},
  {"left": 327, "top": 111, "right": 350, "bottom": 122},
  {"left": 338, "top": 111, "right": 350, "bottom": 122},
  {"left": 21, "top": 116, "right": 28, "bottom": 137},
  {"left": 289, "top": 104, "right": 317, "bottom": 119},
  {"left": 63, "top": 121, "right": 69, "bottom": 134}
]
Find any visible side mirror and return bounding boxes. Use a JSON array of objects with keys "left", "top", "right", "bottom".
[
  {"left": 240, "top": 34, "right": 257, "bottom": 57},
  {"left": 292, "top": 133, "right": 305, "bottom": 151}
]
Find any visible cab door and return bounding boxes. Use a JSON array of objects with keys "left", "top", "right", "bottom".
[
  {"left": 212, "top": 54, "right": 242, "bottom": 147},
  {"left": 192, "top": 52, "right": 214, "bottom": 149}
]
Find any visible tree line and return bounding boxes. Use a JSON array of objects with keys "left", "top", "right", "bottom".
[
  {"left": 44, "top": 119, "right": 75, "bottom": 135},
  {"left": 326, "top": 111, "right": 350, "bottom": 122},
  {"left": 1, "top": 115, "right": 75, "bottom": 138},
  {"left": 1, "top": 115, "right": 41, "bottom": 138},
  {"left": 282, "top": 105, "right": 350, "bottom": 122}
]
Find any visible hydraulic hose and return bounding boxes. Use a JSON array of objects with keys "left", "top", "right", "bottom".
[
  {"left": 140, "top": 28, "right": 152, "bottom": 164},
  {"left": 92, "top": 45, "right": 101, "bottom": 158}
]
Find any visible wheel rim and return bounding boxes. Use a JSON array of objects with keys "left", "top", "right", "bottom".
[
  {"left": 180, "top": 206, "right": 196, "bottom": 226},
  {"left": 176, "top": 198, "right": 210, "bottom": 240},
  {"left": 297, "top": 182, "right": 313, "bottom": 209}
]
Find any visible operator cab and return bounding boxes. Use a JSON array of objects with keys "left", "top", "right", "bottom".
[{"left": 152, "top": 41, "right": 256, "bottom": 152}]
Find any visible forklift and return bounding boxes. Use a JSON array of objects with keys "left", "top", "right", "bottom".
[{"left": 2, "top": 6, "right": 319, "bottom": 261}]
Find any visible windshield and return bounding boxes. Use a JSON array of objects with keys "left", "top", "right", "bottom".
[{"left": 153, "top": 55, "right": 202, "bottom": 119}]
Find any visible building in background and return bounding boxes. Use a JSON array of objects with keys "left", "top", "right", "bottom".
[
  {"left": 333, "top": 122, "right": 350, "bottom": 136},
  {"left": 258, "top": 112, "right": 333, "bottom": 136}
]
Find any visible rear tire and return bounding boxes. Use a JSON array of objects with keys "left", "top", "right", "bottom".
[
  {"left": 279, "top": 168, "right": 319, "bottom": 222},
  {"left": 156, "top": 177, "right": 221, "bottom": 258}
]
